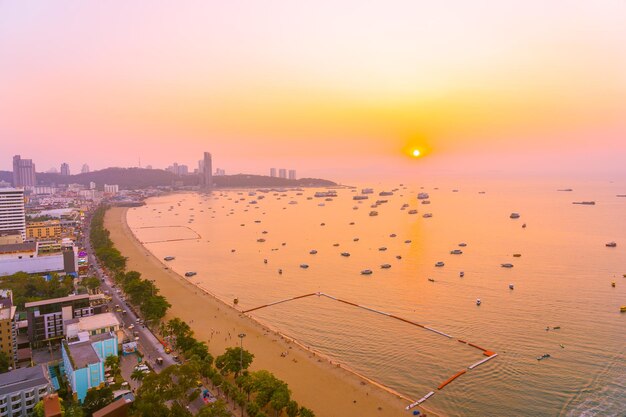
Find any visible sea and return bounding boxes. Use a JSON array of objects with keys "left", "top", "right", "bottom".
[{"left": 126, "top": 178, "right": 626, "bottom": 417}]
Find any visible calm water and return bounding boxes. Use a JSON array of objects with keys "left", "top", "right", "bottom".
[{"left": 127, "top": 179, "right": 626, "bottom": 417}]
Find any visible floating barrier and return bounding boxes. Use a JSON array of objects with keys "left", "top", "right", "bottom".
[
  {"left": 241, "top": 291, "right": 498, "bottom": 408},
  {"left": 405, "top": 391, "right": 435, "bottom": 410},
  {"left": 438, "top": 370, "right": 467, "bottom": 390},
  {"left": 468, "top": 354, "right": 498, "bottom": 370}
]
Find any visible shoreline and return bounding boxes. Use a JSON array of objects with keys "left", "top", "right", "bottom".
[{"left": 105, "top": 206, "right": 440, "bottom": 417}]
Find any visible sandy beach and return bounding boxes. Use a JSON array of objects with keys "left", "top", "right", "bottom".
[{"left": 105, "top": 206, "right": 436, "bottom": 417}]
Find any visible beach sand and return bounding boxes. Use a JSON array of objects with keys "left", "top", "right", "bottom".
[{"left": 105, "top": 206, "right": 436, "bottom": 417}]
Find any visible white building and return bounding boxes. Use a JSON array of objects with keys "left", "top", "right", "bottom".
[
  {"left": 0, "top": 188, "right": 25, "bottom": 241},
  {"left": 270, "top": 168, "right": 277, "bottom": 177},
  {"left": 278, "top": 169, "right": 287, "bottom": 179},
  {"left": 89, "top": 182, "right": 96, "bottom": 190},
  {"left": 103, "top": 184, "right": 119, "bottom": 194},
  {"left": 288, "top": 170, "right": 296, "bottom": 180},
  {"left": 0, "top": 365, "right": 52, "bottom": 417}
]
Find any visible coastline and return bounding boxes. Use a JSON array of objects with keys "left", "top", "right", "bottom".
[{"left": 105, "top": 206, "right": 439, "bottom": 417}]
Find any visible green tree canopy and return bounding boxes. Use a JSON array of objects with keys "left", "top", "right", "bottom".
[{"left": 215, "top": 347, "right": 254, "bottom": 378}]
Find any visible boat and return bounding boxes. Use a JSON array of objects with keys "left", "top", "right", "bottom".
[
  {"left": 396, "top": 255, "right": 402, "bottom": 259},
  {"left": 163, "top": 256, "right": 175, "bottom": 261},
  {"left": 509, "top": 284, "right": 514, "bottom": 289},
  {"left": 501, "top": 263, "right": 514, "bottom": 268},
  {"left": 557, "top": 188, "right": 573, "bottom": 192},
  {"left": 536, "top": 353, "right": 551, "bottom": 361},
  {"left": 333, "top": 243, "right": 340, "bottom": 247},
  {"left": 300, "top": 264, "right": 309, "bottom": 269},
  {"left": 375, "top": 200, "right": 388, "bottom": 204},
  {"left": 341, "top": 252, "right": 350, "bottom": 257},
  {"left": 309, "top": 250, "right": 318, "bottom": 255},
  {"left": 450, "top": 249, "right": 463, "bottom": 255},
  {"left": 476, "top": 298, "right": 481, "bottom": 306},
  {"left": 361, "top": 269, "right": 373, "bottom": 275},
  {"left": 459, "top": 242, "right": 467, "bottom": 247},
  {"left": 257, "top": 238, "right": 266, "bottom": 243},
  {"left": 620, "top": 306, "right": 626, "bottom": 312},
  {"left": 404, "top": 240, "right": 412, "bottom": 243},
  {"left": 428, "top": 278, "right": 435, "bottom": 282},
  {"left": 435, "top": 261, "right": 445, "bottom": 267},
  {"left": 611, "top": 282, "right": 616, "bottom": 287},
  {"left": 510, "top": 212, "right": 520, "bottom": 219},
  {"left": 184, "top": 272, "right": 197, "bottom": 277},
  {"left": 353, "top": 195, "right": 369, "bottom": 200},
  {"left": 408, "top": 210, "right": 418, "bottom": 214},
  {"left": 423, "top": 213, "right": 433, "bottom": 218},
  {"left": 417, "top": 192, "right": 429, "bottom": 200},
  {"left": 513, "top": 253, "right": 522, "bottom": 257},
  {"left": 379, "top": 191, "right": 394, "bottom": 196},
  {"left": 378, "top": 247, "right": 387, "bottom": 251},
  {"left": 389, "top": 233, "right": 396, "bottom": 237},
  {"left": 369, "top": 211, "right": 378, "bottom": 216},
  {"left": 353, "top": 238, "right": 360, "bottom": 242},
  {"left": 460, "top": 271, "right": 465, "bottom": 277},
  {"left": 380, "top": 264, "right": 392, "bottom": 269},
  {"left": 606, "top": 241, "right": 617, "bottom": 247},
  {"left": 421, "top": 200, "right": 431, "bottom": 205},
  {"left": 572, "top": 201, "right": 595, "bottom": 205}
]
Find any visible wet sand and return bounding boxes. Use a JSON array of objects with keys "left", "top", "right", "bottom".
[{"left": 105, "top": 206, "right": 437, "bottom": 417}]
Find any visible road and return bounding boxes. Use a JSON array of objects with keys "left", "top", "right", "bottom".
[{"left": 82, "top": 211, "right": 209, "bottom": 414}]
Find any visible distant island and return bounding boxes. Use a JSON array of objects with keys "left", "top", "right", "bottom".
[{"left": 0, "top": 167, "right": 337, "bottom": 189}]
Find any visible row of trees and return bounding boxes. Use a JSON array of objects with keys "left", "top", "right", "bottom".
[
  {"left": 90, "top": 205, "right": 170, "bottom": 322},
  {"left": 157, "top": 318, "right": 315, "bottom": 417}
]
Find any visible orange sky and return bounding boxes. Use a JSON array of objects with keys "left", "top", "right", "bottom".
[{"left": 1, "top": 1, "right": 625, "bottom": 180}]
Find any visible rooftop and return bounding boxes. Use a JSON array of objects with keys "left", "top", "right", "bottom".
[
  {"left": 0, "top": 365, "right": 49, "bottom": 397},
  {"left": 92, "top": 396, "right": 133, "bottom": 417},
  {"left": 67, "top": 312, "right": 120, "bottom": 334},
  {"left": 67, "top": 333, "right": 115, "bottom": 368},
  {"left": 25, "top": 293, "right": 90, "bottom": 309},
  {"left": 0, "top": 242, "right": 36, "bottom": 255}
]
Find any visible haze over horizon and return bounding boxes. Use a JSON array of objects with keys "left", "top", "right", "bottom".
[{"left": 1, "top": 1, "right": 625, "bottom": 182}]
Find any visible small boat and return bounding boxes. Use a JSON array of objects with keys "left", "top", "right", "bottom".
[
  {"left": 509, "top": 283, "right": 514, "bottom": 289},
  {"left": 476, "top": 298, "right": 481, "bottom": 306},
  {"left": 417, "top": 192, "right": 429, "bottom": 200},
  {"left": 611, "top": 282, "right": 616, "bottom": 287},
  {"left": 435, "top": 261, "right": 445, "bottom": 267},
  {"left": 536, "top": 353, "right": 551, "bottom": 361},
  {"left": 404, "top": 240, "right": 412, "bottom": 243},
  {"left": 380, "top": 264, "right": 391, "bottom": 269},
  {"left": 369, "top": 211, "right": 379, "bottom": 216},
  {"left": 421, "top": 200, "right": 431, "bottom": 205},
  {"left": 257, "top": 238, "right": 266, "bottom": 242},
  {"left": 510, "top": 212, "right": 520, "bottom": 219},
  {"left": 378, "top": 247, "right": 387, "bottom": 251},
  {"left": 620, "top": 306, "right": 626, "bottom": 312},
  {"left": 572, "top": 201, "right": 595, "bottom": 205},
  {"left": 501, "top": 263, "right": 514, "bottom": 268},
  {"left": 408, "top": 210, "right": 418, "bottom": 214},
  {"left": 264, "top": 259, "right": 268, "bottom": 264},
  {"left": 278, "top": 269, "right": 283, "bottom": 274},
  {"left": 333, "top": 243, "right": 340, "bottom": 247},
  {"left": 450, "top": 249, "right": 463, "bottom": 255},
  {"left": 423, "top": 213, "right": 433, "bottom": 218},
  {"left": 428, "top": 278, "right": 435, "bottom": 282},
  {"left": 513, "top": 253, "right": 522, "bottom": 257},
  {"left": 164, "top": 256, "right": 175, "bottom": 261},
  {"left": 522, "top": 223, "right": 527, "bottom": 228},
  {"left": 460, "top": 271, "right": 465, "bottom": 277},
  {"left": 353, "top": 238, "right": 360, "bottom": 242},
  {"left": 361, "top": 269, "right": 373, "bottom": 275},
  {"left": 184, "top": 272, "right": 197, "bottom": 277},
  {"left": 396, "top": 255, "right": 402, "bottom": 260},
  {"left": 606, "top": 242, "right": 617, "bottom": 247},
  {"left": 300, "top": 264, "right": 309, "bottom": 269},
  {"left": 341, "top": 252, "right": 350, "bottom": 257},
  {"left": 458, "top": 242, "right": 467, "bottom": 247},
  {"left": 390, "top": 233, "right": 397, "bottom": 237},
  {"left": 309, "top": 250, "right": 318, "bottom": 255}
]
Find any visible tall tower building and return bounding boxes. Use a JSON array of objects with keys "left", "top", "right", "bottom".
[
  {"left": 0, "top": 188, "right": 26, "bottom": 240},
  {"left": 12, "top": 155, "right": 36, "bottom": 187},
  {"left": 81, "top": 164, "right": 90, "bottom": 173},
  {"left": 202, "top": 152, "right": 213, "bottom": 188},
  {"left": 288, "top": 170, "right": 296, "bottom": 180},
  {"left": 270, "top": 168, "right": 277, "bottom": 177},
  {"left": 60, "top": 163, "right": 70, "bottom": 176},
  {"left": 278, "top": 169, "right": 287, "bottom": 179}
]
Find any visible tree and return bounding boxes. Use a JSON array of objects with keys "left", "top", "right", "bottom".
[
  {"left": 0, "top": 351, "right": 10, "bottom": 373},
  {"left": 215, "top": 347, "right": 254, "bottom": 378},
  {"left": 141, "top": 295, "right": 170, "bottom": 321},
  {"left": 270, "top": 386, "right": 291, "bottom": 417},
  {"left": 136, "top": 362, "right": 201, "bottom": 412},
  {"left": 82, "top": 387, "right": 114, "bottom": 416},
  {"left": 104, "top": 355, "right": 120, "bottom": 377},
  {"left": 82, "top": 276, "right": 102, "bottom": 293},
  {"left": 196, "top": 399, "right": 231, "bottom": 417},
  {"left": 299, "top": 407, "right": 315, "bottom": 417},
  {"left": 286, "top": 400, "right": 300, "bottom": 417},
  {"left": 246, "top": 402, "right": 260, "bottom": 417},
  {"left": 131, "top": 368, "right": 146, "bottom": 382}
]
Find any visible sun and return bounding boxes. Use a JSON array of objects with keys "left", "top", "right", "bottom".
[{"left": 412, "top": 149, "right": 421, "bottom": 157}]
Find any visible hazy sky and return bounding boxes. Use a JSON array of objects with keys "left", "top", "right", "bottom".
[{"left": 1, "top": 1, "right": 625, "bottom": 181}]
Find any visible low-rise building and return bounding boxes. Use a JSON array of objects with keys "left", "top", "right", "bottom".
[
  {"left": 25, "top": 294, "right": 108, "bottom": 346},
  {"left": 25, "top": 221, "right": 61, "bottom": 240},
  {"left": 0, "top": 365, "right": 52, "bottom": 417},
  {"left": 62, "top": 332, "right": 118, "bottom": 403},
  {"left": 0, "top": 240, "right": 78, "bottom": 277}
]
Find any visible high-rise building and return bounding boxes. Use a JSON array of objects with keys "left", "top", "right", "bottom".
[
  {"left": 60, "top": 163, "right": 70, "bottom": 176},
  {"left": 288, "top": 169, "right": 296, "bottom": 180},
  {"left": 278, "top": 169, "right": 287, "bottom": 179},
  {"left": 12, "top": 155, "right": 36, "bottom": 187},
  {"left": 0, "top": 188, "right": 26, "bottom": 240},
  {"left": 104, "top": 184, "right": 119, "bottom": 194},
  {"left": 202, "top": 152, "right": 212, "bottom": 188},
  {"left": 81, "top": 164, "right": 90, "bottom": 173},
  {"left": 89, "top": 181, "right": 96, "bottom": 190},
  {"left": 270, "top": 168, "right": 277, "bottom": 177},
  {"left": 0, "top": 290, "right": 17, "bottom": 367}
]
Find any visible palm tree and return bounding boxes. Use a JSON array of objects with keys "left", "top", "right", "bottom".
[
  {"left": 131, "top": 368, "right": 146, "bottom": 382},
  {"left": 104, "top": 355, "right": 120, "bottom": 377}
]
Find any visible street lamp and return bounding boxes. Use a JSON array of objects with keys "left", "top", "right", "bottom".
[{"left": 238, "top": 333, "right": 246, "bottom": 374}]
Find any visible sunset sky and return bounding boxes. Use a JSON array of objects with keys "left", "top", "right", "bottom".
[{"left": 1, "top": 1, "right": 625, "bottom": 180}]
